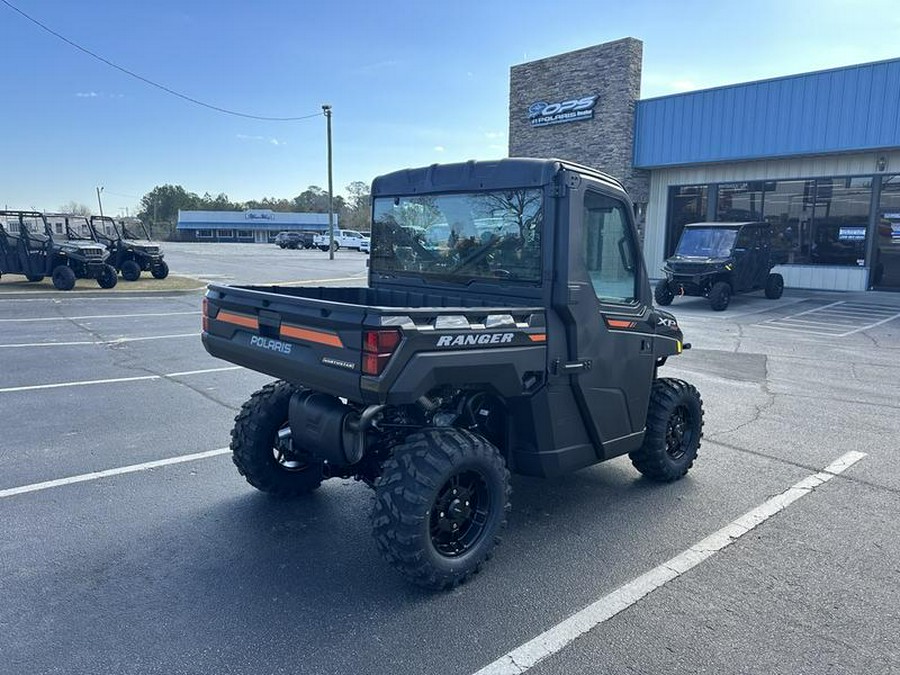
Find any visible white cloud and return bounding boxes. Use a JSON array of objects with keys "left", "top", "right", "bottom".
[
  {"left": 434, "top": 145, "right": 445, "bottom": 152},
  {"left": 236, "top": 134, "right": 265, "bottom": 141},
  {"left": 484, "top": 131, "right": 505, "bottom": 140},
  {"left": 76, "top": 92, "right": 99, "bottom": 98},
  {"left": 269, "top": 138, "right": 283, "bottom": 146}
]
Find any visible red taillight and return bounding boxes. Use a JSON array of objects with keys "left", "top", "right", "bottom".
[
  {"left": 201, "top": 297, "right": 209, "bottom": 332},
  {"left": 362, "top": 329, "right": 401, "bottom": 376}
]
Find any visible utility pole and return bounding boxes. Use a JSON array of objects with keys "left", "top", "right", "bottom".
[
  {"left": 323, "top": 104, "right": 335, "bottom": 261},
  {"left": 96, "top": 186, "right": 105, "bottom": 219}
]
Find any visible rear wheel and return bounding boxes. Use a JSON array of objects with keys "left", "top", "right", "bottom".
[
  {"left": 97, "top": 264, "right": 118, "bottom": 289},
  {"left": 372, "top": 428, "right": 510, "bottom": 590},
  {"left": 630, "top": 378, "right": 703, "bottom": 482},
  {"left": 51, "top": 265, "right": 76, "bottom": 291},
  {"left": 764, "top": 273, "right": 784, "bottom": 299},
  {"left": 151, "top": 260, "right": 169, "bottom": 279},
  {"left": 231, "top": 381, "right": 323, "bottom": 496},
  {"left": 25, "top": 274, "right": 44, "bottom": 282},
  {"left": 654, "top": 280, "right": 675, "bottom": 306},
  {"left": 708, "top": 281, "right": 731, "bottom": 311},
  {"left": 121, "top": 260, "right": 141, "bottom": 281}
]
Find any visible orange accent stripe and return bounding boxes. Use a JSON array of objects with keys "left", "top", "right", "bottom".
[
  {"left": 217, "top": 310, "right": 259, "bottom": 330},
  {"left": 528, "top": 333, "right": 547, "bottom": 342},
  {"left": 607, "top": 319, "right": 636, "bottom": 329},
  {"left": 280, "top": 324, "right": 344, "bottom": 348}
]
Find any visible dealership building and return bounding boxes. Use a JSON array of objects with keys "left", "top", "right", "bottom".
[
  {"left": 176, "top": 209, "right": 335, "bottom": 243},
  {"left": 509, "top": 38, "right": 900, "bottom": 291}
]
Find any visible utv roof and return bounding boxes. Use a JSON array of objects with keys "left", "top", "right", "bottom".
[
  {"left": 685, "top": 221, "right": 769, "bottom": 228},
  {"left": 372, "top": 158, "right": 626, "bottom": 197}
]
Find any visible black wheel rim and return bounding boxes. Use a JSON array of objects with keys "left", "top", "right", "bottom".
[
  {"left": 665, "top": 405, "right": 692, "bottom": 461},
  {"left": 429, "top": 470, "right": 490, "bottom": 558}
]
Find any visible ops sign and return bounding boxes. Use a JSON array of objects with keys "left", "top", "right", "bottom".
[{"left": 528, "top": 95, "right": 598, "bottom": 128}]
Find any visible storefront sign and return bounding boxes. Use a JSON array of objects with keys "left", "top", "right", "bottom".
[
  {"left": 528, "top": 95, "right": 598, "bottom": 127},
  {"left": 838, "top": 226, "right": 866, "bottom": 241}
]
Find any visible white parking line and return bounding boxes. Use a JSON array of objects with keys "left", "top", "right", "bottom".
[
  {"left": 0, "top": 448, "right": 231, "bottom": 499},
  {"left": 0, "top": 311, "right": 199, "bottom": 322},
  {"left": 472, "top": 451, "right": 867, "bottom": 675},
  {"left": 0, "top": 333, "right": 198, "bottom": 348},
  {"left": 0, "top": 366, "right": 242, "bottom": 393}
]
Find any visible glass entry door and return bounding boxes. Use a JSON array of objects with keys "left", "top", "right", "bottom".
[{"left": 875, "top": 175, "right": 900, "bottom": 290}]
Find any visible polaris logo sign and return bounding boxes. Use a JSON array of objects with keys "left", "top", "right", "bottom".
[
  {"left": 528, "top": 96, "right": 598, "bottom": 127},
  {"left": 250, "top": 335, "right": 292, "bottom": 354}
]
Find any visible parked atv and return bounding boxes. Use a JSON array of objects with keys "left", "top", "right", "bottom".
[
  {"left": 201, "top": 158, "right": 705, "bottom": 590},
  {"left": 0, "top": 211, "right": 117, "bottom": 290},
  {"left": 89, "top": 215, "right": 168, "bottom": 281},
  {"left": 655, "top": 221, "right": 784, "bottom": 311}
]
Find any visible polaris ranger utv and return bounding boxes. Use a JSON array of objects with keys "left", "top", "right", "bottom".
[
  {"left": 655, "top": 221, "right": 784, "bottom": 311},
  {"left": 0, "top": 211, "right": 117, "bottom": 290},
  {"left": 202, "top": 159, "right": 704, "bottom": 589},
  {"left": 89, "top": 215, "right": 168, "bottom": 281}
]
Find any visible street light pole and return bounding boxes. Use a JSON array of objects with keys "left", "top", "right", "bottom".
[
  {"left": 96, "top": 186, "right": 105, "bottom": 219},
  {"left": 323, "top": 104, "right": 335, "bottom": 261}
]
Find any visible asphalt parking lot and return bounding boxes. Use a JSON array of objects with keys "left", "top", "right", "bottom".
[{"left": 1, "top": 244, "right": 899, "bottom": 675}]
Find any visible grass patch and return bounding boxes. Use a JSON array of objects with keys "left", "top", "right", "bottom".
[{"left": 0, "top": 274, "right": 204, "bottom": 294}]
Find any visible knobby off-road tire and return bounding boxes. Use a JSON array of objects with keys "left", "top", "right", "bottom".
[
  {"left": 231, "top": 380, "right": 323, "bottom": 496},
  {"left": 630, "top": 378, "right": 704, "bottom": 482},
  {"left": 372, "top": 428, "right": 511, "bottom": 590},
  {"left": 151, "top": 260, "right": 169, "bottom": 279},
  {"left": 51, "top": 265, "right": 76, "bottom": 291},
  {"left": 97, "top": 264, "right": 118, "bottom": 289},
  {"left": 121, "top": 260, "right": 141, "bottom": 281},
  {"left": 654, "top": 280, "right": 675, "bottom": 306},
  {"left": 708, "top": 281, "right": 731, "bottom": 311},
  {"left": 765, "top": 272, "right": 784, "bottom": 299}
]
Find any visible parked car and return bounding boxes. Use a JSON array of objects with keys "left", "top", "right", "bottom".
[{"left": 313, "top": 229, "right": 370, "bottom": 251}]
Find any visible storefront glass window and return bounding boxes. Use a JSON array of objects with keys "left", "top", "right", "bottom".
[
  {"left": 761, "top": 179, "right": 814, "bottom": 264},
  {"left": 667, "top": 185, "right": 707, "bottom": 256},
  {"left": 716, "top": 182, "right": 764, "bottom": 221},
  {"left": 809, "top": 177, "right": 872, "bottom": 267}
]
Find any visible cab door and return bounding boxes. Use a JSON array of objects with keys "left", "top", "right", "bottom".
[{"left": 555, "top": 180, "right": 656, "bottom": 459}]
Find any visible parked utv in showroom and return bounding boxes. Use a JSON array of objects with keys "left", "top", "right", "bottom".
[
  {"left": 655, "top": 221, "right": 784, "bottom": 311},
  {"left": 201, "top": 159, "right": 705, "bottom": 589}
]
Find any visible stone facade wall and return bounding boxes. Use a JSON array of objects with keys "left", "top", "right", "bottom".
[{"left": 508, "top": 38, "right": 649, "bottom": 205}]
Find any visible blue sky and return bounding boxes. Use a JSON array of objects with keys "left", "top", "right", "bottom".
[{"left": 1, "top": 0, "right": 898, "bottom": 216}]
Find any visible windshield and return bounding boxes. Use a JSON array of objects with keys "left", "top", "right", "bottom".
[
  {"left": 675, "top": 228, "right": 738, "bottom": 258},
  {"left": 64, "top": 216, "right": 94, "bottom": 240},
  {"left": 91, "top": 216, "right": 123, "bottom": 243},
  {"left": 120, "top": 218, "right": 151, "bottom": 240},
  {"left": 371, "top": 189, "right": 543, "bottom": 283}
]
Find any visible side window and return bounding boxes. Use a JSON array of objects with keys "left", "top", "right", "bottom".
[
  {"left": 583, "top": 191, "right": 639, "bottom": 304},
  {"left": 735, "top": 228, "right": 754, "bottom": 251}
]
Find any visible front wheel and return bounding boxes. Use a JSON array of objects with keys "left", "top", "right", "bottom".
[
  {"left": 25, "top": 274, "right": 44, "bottom": 282},
  {"left": 51, "top": 265, "right": 76, "bottom": 291},
  {"left": 231, "top": 381, "right": 323, "bottom": 496},
  {"left": 121, "top": 260, "right": 141, "bottom": 281},
  {"left": 708, "top": 281, "right": 731, "bottom": 311},
  {"left": 97, "top": 264, "right": 118, "bottom": 289},
  {"left": 630, "top": 378, "right": 704, "bottom": 482},
  {"left": 151, "top": 260, "right": 169, "bottom": 279},
  {"left": 654, "top": 280, "right": 675, "bottom": 306},
  {"left": 372, "top": 428, "right": 510, "bottom": 590},
  {"left": 764, "top": 273, "right": 784, "bottom": 299}
]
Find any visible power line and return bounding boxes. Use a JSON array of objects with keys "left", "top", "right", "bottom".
[{"left": 0, "top": 0, "right": 323, "bottom": 122}]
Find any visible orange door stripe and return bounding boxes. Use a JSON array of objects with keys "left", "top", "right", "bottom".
[
  {"left": 216, "top": 310, "right": 259, "bottom": 330},
  {"left": 607, "top": 319, "right": 636, "bottom": 329},
  {"left": 280, "top": 324, "right": 344, "bottom": 348},
  {"left": 528, "top": 333, "right": 547, "bottom": 342}
]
